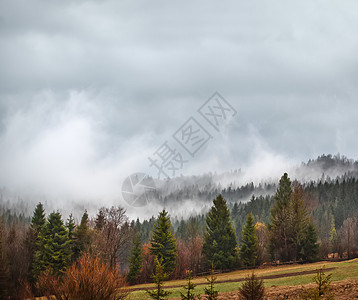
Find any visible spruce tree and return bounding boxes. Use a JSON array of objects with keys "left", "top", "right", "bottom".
[
  {"left": 231, "top": 202, "right": 239, "bottom": 220},
  {"left": 95, "top": 208, "right": 105, "bottom": 231},
  {"left": 127, "top": 235, "right": 143, "bottom": 285},
  {"left": 73, "top": 210, "right": 91, "bottom": 260},
  {"left": 146, "top": 257, "right": 171, "bottom": 300},
  {"left": 150, "top": 209, "right": 177, "bottom": 274},
  {"left": 66, "top": 214, "right": 76, "bottom": 262},
  {"left": 202, "top": 194, "right": 237, "bottom": 270},
  {"left": 31, "top": 203, "right": 46, "bottom": 230},
  {"left": 27, "top": 202, "right": 46, "bottom": 284},
  {"left": 180, "top": 270, "right": 197, "bottom": 300},
  {"left": 33, "top": 211, "right": 71, "bottom": 278},
  {"left": 238, "top": 273, "right": 265, "bottom": 300},
  {"left": 204, "top": 266, "right": 218, "bottom": 300},
  {"left": 239, "top": 213, "right": 258, "bottom": 267},
  {"left": 269, "top": 178, "right": 319, "bottom": 262},
  {"left": 291, "top": 185, "right": 310, "bottom": 261},
  {"left": 300, "top": 223, "right": 319, "bottom": 262},
  {"left": 66, "top": 213, "right": 76, "bottom": 239},
  {"left": 269, "top": 173, "right": 293, "bottom": 261}
]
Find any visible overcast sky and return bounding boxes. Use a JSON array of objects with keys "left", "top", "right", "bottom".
[{"left": 1, "top": 0, "right": 358, "bottom": 211}]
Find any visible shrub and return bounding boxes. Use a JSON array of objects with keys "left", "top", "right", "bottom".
[{"left": 36, "top": 253, "right": 128, "bottom": 300}]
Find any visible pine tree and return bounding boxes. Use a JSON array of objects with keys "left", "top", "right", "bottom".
[
  {"left": 66, "top": 214, "right": 76, "bottom": 239},
  {"left": 127, "top": 235, "right": 143, "bottom": 285},
  {"left": 33, "top": 212, "right": 71, "bottom": 278},
  {"left": 202, "top": 194, "right": 237, "bottom": 270},
  {"left": 150, "top": 210, "right": 177, "bottom": 274},
  {"left": 73, "top": 210, "right": 91, "bottom": 260},
  {"left": 231, "top": 203, "right": 239, "bottom": 220},
  {"left": 269, "top": 178, "right": 319, "bottom": 262},
  {"left": 27, "top": 203, "right": 46, "bottom": 284},
  {"left": 66, "top": 214, "right": 76, "bottom": 262},
  {"left": 239, "top": 213, "right": 258, "bottom": 267},
  {"left": 291, "top": 185, "right": 310, "bottom": 261},
  {"left": 203, "top": 266, "right": 218, "bottom": 300},
  {"left": 300, "top": 223, "right": 319, "bottom": 262},
  {"left": 269, "top": 173, "right": 293, "bottom": 261},
  {"left": 146, "top": 257, "right": 171, "bottom": 300},
  {"left": 180, "top": 270, "right": 197, "bottom": 300},
  {"left": 31, "top": 203, "right": 46, "bottom": 230},
  {"left": 95, "top": 209, "right": 105, "bottom": 231}
]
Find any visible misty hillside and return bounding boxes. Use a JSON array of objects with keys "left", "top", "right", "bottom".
[
  {"left": 151, "top": 154, "right": 358, "bottom": 204},
  {"left": 1, "top": 154, "right": 358, "bottom": 220}
]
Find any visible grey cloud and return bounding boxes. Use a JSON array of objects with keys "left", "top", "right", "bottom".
[{"left": 1, "top": 0, "right": 358, "bottom": 217}]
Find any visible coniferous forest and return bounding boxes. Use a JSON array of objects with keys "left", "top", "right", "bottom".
[{"left": 1, "top": 155, "right": 358, "bottom": 298}]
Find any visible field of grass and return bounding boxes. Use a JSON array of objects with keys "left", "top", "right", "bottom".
[{"left": 127, "top": 259, "right": 358, "bottom": 299}]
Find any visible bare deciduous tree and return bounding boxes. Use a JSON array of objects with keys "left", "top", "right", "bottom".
[{"left": 93, "top": 206, "right": 134, "bottom": 269}]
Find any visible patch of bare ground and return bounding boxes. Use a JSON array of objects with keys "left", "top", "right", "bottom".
[{"left": 217, "top": 280, "right": 358, "bottom": 299}]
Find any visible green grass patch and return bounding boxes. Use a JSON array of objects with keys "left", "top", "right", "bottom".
[{"left": 128, "top": 259, "right": 358, "bottom": 299}]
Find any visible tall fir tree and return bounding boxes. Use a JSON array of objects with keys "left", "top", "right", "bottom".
[
  {"left": 239, "top": 213, "right": 258, "bottom": 267},
  {"left": 127, "top": 234, "right": 143, "bottom": 285},
  {"left": 95, "top": 208, "right": 105, "bottom": 231},
  {"left": 73, "top": 210, "right": 91, "bottom": 260},
  {"left": 66, "top": 214, "right": 76, "bottom": 262},
  {"left": 66, "top": 214, "right": 76, "bottom": 239},
  {"left": 27, "top": 202, "right": 46, "bottom": 284},
  {"left": 31, "top": 203, "right": 46, "bottom": 230},
  {"left": 33, "top": 211, "right": 71, "bottom": 278},
  {"left": 150, "top": 209, "right": 177, "bottom": 274},
  {"left": 202, "top": 194, "right": 237, "bottom": 270},
  {"left": 231, "top": 202, "right": 239, "bottom": 220},
  {"left": 269, "top": 173, "right": 293, "bottom": 261},
  {"left": 300, "top": 223, "right": 319, "bottom": 262},
  {"left": 269, "top": 175, "right": 319, "bottom": 262},
  {"left": 291, "top": 185, "right": 310, "bottom": 260}
]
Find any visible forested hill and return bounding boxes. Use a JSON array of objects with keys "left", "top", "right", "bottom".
[
  {"left": 1, "top": 154, "right": 358, "bottom": 222},
  {"left": 151, "top": 154, "right": 358, "bottom": 206},
  {"left": 132, "top": 175, "right": 358, "bottom": 246}
]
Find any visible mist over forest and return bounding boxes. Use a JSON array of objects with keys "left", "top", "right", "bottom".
[{"left": 1, "top": 153, "right": 357, "bottom": 222}]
